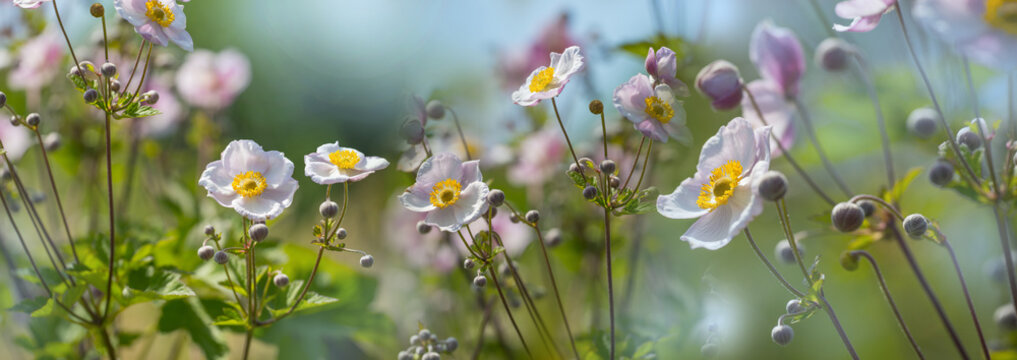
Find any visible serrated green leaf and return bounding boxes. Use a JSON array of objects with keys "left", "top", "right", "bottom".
[{"left": 158, "top": 298, "right": 229, "bottom": 360}]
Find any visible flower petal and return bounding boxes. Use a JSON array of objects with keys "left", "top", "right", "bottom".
[
  {"left": 681, "top": 204, "right": 736, "bottom": 250},
  {"left": 657, "top": 176, "right": 711, "bottom": 219}
]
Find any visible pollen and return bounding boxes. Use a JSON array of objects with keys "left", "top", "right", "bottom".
[
  {"left": 696, "top": 160, "right": 743, "bottom": 210},
  {"left": 232, "top": 171, "right": 267, "bottom": 198},
  {"left": 328, "top": 149, "right": 360, "bottom": 169},
  {"left": 986, "top": 0, "right": 1017, "bottom": 35},
  {"left": 644, "top": 96, "right": 675, "bottom": 124},
  {"left": 145, "top": 0, "right": 175, "bottom": 28},
  {"left": 429, "top": 178, "right": 462, "bottom": 209},
  {"left": 528, "top": 67, "right": 555, "bottom": 93}
]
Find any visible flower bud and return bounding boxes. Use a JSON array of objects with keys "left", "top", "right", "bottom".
[
  {"left": 274, "top": 273, "right": 290, "bottom": 287},
  {"left": 755, "top": 170, "right": 788, "bottom": 201},
  {"left": 473, "top": 274, "right": 487, "bottom": 288},
  {"left": 319, "top": 200, "right": 339, "bottom": 218},
  {"left": 418, "top": 328, "right": 432, "bottom": 339},
  {"left": 197, "top": 245, "right": 215, "bottom": 261},
  {"left": 25, "top": 113, "right": 40, "bottom": 127},
  {"left": 422, "top": 352, "right": 440, "bottom": 360},
  {"left": 509, "top": 214, "right": 520, "bottom": 223},
  {"left": 840, "top": 251, "right": 860, "bottom": 271},
  {"left": 425, "top": 100, "right": 445, "bottom": 119},
  {"left": 110, "top": 79, "right": 121, "bottom": 92},
  {"left": 786, "top": 299, "right": 804, "bottom": 314},
  {"left": 400, "top": 119, "right": 425, "bottom": 145},
  {"left": 858, "top": 200, "right": 875, "bottom": 217},
  {"left": 410, "top": 334, "right": 420, "bottom": 345},
  {"left": 906, "top": 108, "right": 939, "bottom": 139},
  {"left": 568, "top": 163, "right": 581, "bottom": 174},
  {"left": 902, "top": 214, "right": 928, "bottom": 238},
  {"left": 360, "top": 254, "right": 374, "bottom": 268},
  {"left": 928, "top": 160, "right": 954, "bottom": 187},
  {"left": 831, "top": 202, "right": 864, "bottom": 232},
  {"left": 204, "top": 225, "right": 215, "bottom": 236},
  {"left": 249, "top": 223, "right": 269, "bottom": 242},
  {"left": 43, "top": 132, "right": 61, "bottom": 151},
  {"left": 486, "top": 189, "right": 505, "bottom": 207},
  {"left": 417, "top": 221, "right": 432, "bottom": 234},
  {"left": 213, "top": 251, "right": 229, "bottom": 264},
  {"left": 83, "top": 88, "right": 99, "bottom": 103},
  {"left": 463, "top": 258, "right": 475, "bottom": 270},
  {"left": 545, "top": 228, "right": 562, "bottom": 247},
  {"left": 0, "top": 92, "right": 6, "bottom": 108},
  {"left": 771, "top": 325, "right": 794, "bottom": 346},
  {"left": 814, "top": 38, "right": 855, "bottom": 72},
  {"left": 583, "top": 185, "right": 598, "bottom": 200},
  {"left": 336, "top": 228, "right": 348, "bottom": 240},
  {"left": 957, "top": 127, "right": 982, "bottom": 150},
  {"left": 525, "top": 210, "right": 540, "bottom": 223},
  {"left": 774, "top": 239, "right": 803, "bottom": 264},
  {"left": 143, "top": 90, "right": 159, "bottom": 105},
  {"left": 589, "top": 99, "right": 604, "bottom": 115},
  {"left": 995, "top": 304, "right": 1017, "bottom": 330},
  {"left": 600, "top": 160, "right": 616, "bottom": 174},
  {"left": 89, "top": 3, "right": 104, "bottom": 17},
  {"left": 8, "top": 116, "right": 17, "bottom": 127},
  {"left": 609, "top": 176, "right": 620, "bottom": 188},
  {"left": 101, "top": 62, "right": 117, "bottom": 77},
  {"left": 444, "top": 337, "right": 458, "bottom": 352},
  {"left": 398, "top": 352, "right": 413, "bottom": 360},
  {"left": 695, "top": 60, "right": 743, "bottom": 111}
]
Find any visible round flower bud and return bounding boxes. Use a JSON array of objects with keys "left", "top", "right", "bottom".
[
  {"left": 903, "top": 214, "right": 929, "bottom": 238},
  {"left": 0, "top": 92, "right": 6, "bottom": 108},
  {"left": 928, "top": 160, "right": 954, "bottom": 187},
  {"left": 101, "top": 62, "right": 117, "bottom": 77},
  {"left": 609, "top": 176, "right": 620, "bottom": 189},
  {"left": 89, "top": 3, "right": 104, "bottom": 17},
  {"left": 360, "top": 255, "right": 374, "bottom": 268},
  {"left": 774, "top": 239, "right": 803, "bottom": 264},
  {"left": 109, "top": 80, "right": 121, "bottom": 92},
  {"left": 589, "top": 99, "right": 604, "bottom": 115},
  {"left": 568, "top": 163, "right": 581, "bottom": 175},
  {"left": 417, "top": 221, "right": 432, "bottom": 234},
  {"left": 425, "top": 100, "right": 445, "bottom": 119},
  {"left": 600, "top": 160, "right": 616, "bottom": 174},
  {"left": 583, "top": 185, "right": 598, "bottom": 200},
  {"left": 831, "top": 202, "right": 865, "bottom": 233},
  {"left": 700, "top": 343, "right": 719, "bottom": 358},
  {"left": 422, "top": 352, "right": 440, "bottom": 360},
  {"left": 463, "top": 258, "right": 475, "bottom": 270},
  {"left": 858, "top": 200, "right": 875, "bottom": 218},
  {"left": 410, "top": 335, "right": 421, "bottom": 345},
  {"left": 197, "top": 245, "right": 215, "bottom": 261},
  {"left": 755, "top": 170, "right": 788, "bottom": 201},
  {"left": 840, "top": 251, "right": 860, "bottom": 271},
  {"left": 473, "top": 275, "right": 487, "bottom": 288},
  {"left": 509, "top": 214, "right": 520, "bottom": 223},
  {"left": 906, "top": 108, "right": 939, "bottom": 139},
  {"left": 400, "top": 119, "right": 425, "bottom": 145},
  {"left": 319, "top": 200, "right": 339, "bottom": 218},
  {"left": 43, "top": 133, "right": 61, "bottom": 151},
  {"left": 8, "top": 116, "right": 17, "bottom": 127},
  {"left": 786, "top": 299, "right": 804, "bottom": 314},
  {"left": 249, "top": 223, "right": 269, "bottom": 242},
  {"left": 525, "top": 210, "right": 540, "bottom": 223},
  {"left": 204, "top": 225, "right": 215, "bottom": 236},
  {"left": 273, "top": 273, "right": 290, "bottom": 287},
  {"left": 213, "top": 251, "right": 229, "bottom": 265},
  {"left": 418, "top": 329, "right": 432, "bottom": 339},
  {"left": 143, "top": 90, "right": 159, "bottom": 105},
  {"left": 486, "top": 189, "right": 505, "bottom": 207},
  {"left": 398, "top": 351, "right": 413, "bottom": 360},
  {"left": 336, "top": 228, "right": 348, "bottom": 240},
  {"left": 83, "top": 88, "right": 99, "bottom": 103},
  {"left": 695, "top": 60, "right": 743, "bottom": 111},
  {"left": 25, "top": 113, "right": 40, "bottom": 127},
  {"left": 771, "top": 325, "right": 794, "bottom": 346},
  {"left": 545, "top": 228, "right": 562, "bottom": 247},
  {"left": 995, "top": 304, "right": 1017, "bottom": 330},
  {"left": 444, "top": 337, "right": 458, "bottom": 352},
  {"left": 957, "top": 127, "right": 982, "bottom": 150},
  {"left": 814, "top": 38, "right": 855, "bottom": 72}
]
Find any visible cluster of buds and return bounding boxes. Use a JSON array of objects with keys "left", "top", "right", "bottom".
[{"left": 397, "top": 328, "right": 458, "bottom": 360}]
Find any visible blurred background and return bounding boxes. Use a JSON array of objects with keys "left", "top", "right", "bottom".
[{"left": 1, "top": 0, "right": 1015, "bottom": 359}]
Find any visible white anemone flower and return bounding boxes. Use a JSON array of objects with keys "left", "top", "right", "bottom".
[
  {"left": 399, "top": 153, "right": 489, "bottom": 232},
  {"left": 198, "top": 140, "right": 298, "bottom": 221},
  {"left": 656, "top": 118, "right": 772, "bottom": 250},
  {"left": 511, "top": 46, "right": 584, "bottom": 106},
  {"left": 304, "top": 142, "right": 389, "bottom": 184}
]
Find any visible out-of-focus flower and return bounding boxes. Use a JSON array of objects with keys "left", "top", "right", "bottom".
[
  {"left": 399, "top": 153, "right": 489, "bottom": 232},
  {"left": 741, "top": 80, "right": 794, "bottom": 156},
  {"left": 385, "top": 197, "right": 457, "bottom": 274},
  {"left": 8, "top": 30, "right": 62, "bottom": 91},
  {"left": 508, "top": 128, "right": 565, "bottom": 186},
  {"left": 656, "top": 117, "right": 772, "bottom": 250},
  {"left": 511, "top": 46, "right": 584, "bottom": 106},
  {"left": 198, "top": 139, "right": 298, "bottom": 221},
  {"left": 304, "top": 142, "right": 389, "bottom": 184},
  {"left": 455, "top": 211, "right": 532, "bottom": 258},
  {"left": 498, "top": 13, "right": 578, "bottom": 90},
  {"left": 914, "top": 0, "right": 1017, "bottom": 70},
  {"left": 113, "top": 0, "right": 193, "bottom": 51},
  {"left": 833, "top": 0, "right": 897, "bottom": 32},
  {"left": 12, "top": 0, "right": 50, "bottom": 9},
  {"left": 613, "top": 74, "right": 691, "bottom": 144},
  {"left": 695, "top": 60, "right": 743, "bottom": 111},
  {"left": 0, "top": 117, "right": 30, "bottom": 160},
  {"left": 175, "top": 48, "right": 250, "bottom": 110},
  {"left": 645, "top": 46, "right": 688, "bottom": 95},
  {"left": 749, "top": 21, "right": 805, "bottom": 97},
  {"left": 137, "top": 78, "right": 183, "bottom": 138}
]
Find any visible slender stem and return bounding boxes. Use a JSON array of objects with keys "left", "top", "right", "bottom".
[
  {"left": 488, "top": 266, "right": 533, "bottom": 359},
  {"left": 790, "top": 96, "right": 852, "bottom": 197},
  {"left": 33, "top": 130, "right": 79, "bottom": 262},
  {"left": 117, "top": 123, "right": 141, "bottom": 214},
  {"left": 115, "top": 43, "right": 153, "bottom": 112},
  {"left": 851, "top": 251, "right": 924, "bottom": 359},
  {"left": 633, "top": 140, "right": 653, "bottom": 194},
  {"left": 991, "top": 205, "right": 1017, "bottom": 324},
  {"left": 817, "top": 294, "right": 859, "bottom": 360},
  {"left": 222, "top": 262, "right": 247, "bottom": 318},
  {"left": 601, "top": 172, "right": 617, "bottom": 360},
  {"left": 532, "top": 226, "right": 579, "bottom": 358},
  {"left": 102, "top": 111, "right": 116, "bottom": 319},
  {"left": 448, "top": 108, "right": 472, "bottom": 161},
  {"left": 744, "top": 86, "right": 835, "bottom": 205},
  {"left": 241, "top": 329, "right": 253, "bottom": 360},
  {"left": 551, "top": 98, "right": 586, "bottom": 183},
  {"left": 472, "top": 297, "right": 496, "bottom": 360},
  {"left": 600, "top": 111, "right": 609, "bottom": 159},
  {"left": 941, "top": 241, "right": 989, "bottom": 359},
  {"left": 962, "top": 57, "right": 1000, "bottom": 193},
  {"left": 2, "top": 148, "right": 71, "bottom": 283},
  {"left": 97, "top": 325, "right": 118, "bottom": 360},
  {"left": 493, "top": 231, "right": 560, "bottom": 358},
  {"left": 851, "top": 55, "right": 895, "bottom": 190},
  {"left": 776, "top": 200, "right": 810, "bottom": 284},
  {"left": 743, "top": 228, "right": 805, "bottom": 297},
  {"left": 51, "top": 0, "right": 84, "bottom": 82},
  {"left": 849, "top": 194, "right": 905, "bottom": 221},
  {"left": 620, "top": 137, "right": 646, "bottom": 191},
  {"left": 120, "top": 41, "right": 147, "bottom": 98}
]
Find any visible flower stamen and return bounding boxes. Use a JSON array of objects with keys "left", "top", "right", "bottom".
[
  {"left": 696, "top": 160, "right": 743, "bottom": 210},
  {"left": 328, "top": 149, "right": 360, "bottom": 169},
  {"left": 986, "top": 0, "right": 1017, "bottom": 35},
  {"left": 644, "top": 96, "right": 675, "bottom": 124},
  {"left": 429, "top": 178, "right": 462, "bottom": 209},
  {"left": 232, "top": 171, "right": 267, "bottom": 198},
  {"left": 528, "top": 67, "right": 555, "bottom": 93},
  {"left": 145, "top": 0, "right": 175, "bottom": 28}
]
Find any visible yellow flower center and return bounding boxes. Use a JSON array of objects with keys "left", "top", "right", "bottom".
[
  {"left": 232, "top": 171, "right": 267, "bottom": 198},
  {"left": 696, "top": 160, "right": 743, "bottom": 210},
  {"left": 429, "top": 178, "right": 461, "bottom": 209},
  {"left": 644, "top": 96, "right": 674, "bottom": 124},
  {"left": 145, "top": 0, "right": 175, "bottom": 28},
  {"left": 986, "top": 0, "right": 1017, "bottom": 35},
  {"left": 328, "top": 149, "right": 360, "bottom": 169},
  {"left": 528, "top": 67, "right": 555, "bottom": 93}
]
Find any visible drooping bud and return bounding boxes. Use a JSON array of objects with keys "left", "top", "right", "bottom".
[
  {"left": 197, "top": 245, "right": 215, "bottom": 261},
  {"left": 83, "top": 88, "right": 99, "bottom": 103},
  {"left": 695, "top": 60, "right": 743, "bottom": 111},
  {"left": 906, "top": 108, "right": 939, "bottom": 139},
  {"left": 600, "top": 160, "right": 616, "bottom": 174},
  {"left": 400, "top": 119, "right": 425, "bottom": 145},
  {"left": 831, "top": 202, "right": 864, "bottom": 232},
  {"left": 814, "top": 38, "right": 855, "bottom": 72},
  {"left": 425, "top": 100, "right": 445, "bottom": 119},
  {"left": 486, "top": 189, "right": 505, "bottom": 207},
  {"left": 336, "top": 228, "right": 348, "bottom": 240},
  {"left": 774, "top": 239, "right": 803, "bottom": 264},
  {"left": 858, "top": 200, "right": 875, "bottom": 217},
  {"left": 142, "top": 90, "right": 159, "bottom": 105},
  {"left": 360, "top": 255, "right": 374, "bottom": 268},
  {"left": 473, "top": 274, "right": 487, "bottom": 288},
  {"left": 583, "top": 185, "right": 598, "bottom": 200},
  {"left": 525, "top": 210, "right": 540, "bottom": 223},
  {"left": 463, "top": 258, "right": 475, "bottom": 270},
  {"left": 101, "top": 62, "right": 117, "bottom": 77},
  {"left": 840, "top": 251, "right": 859, "bottom": 271},
  {"left": 249, "top": 223, "right": 269, "bottom": 242},
  {"left": 25, "top": 113, "right": 40, "bottom": 127},
  {"left": 957, "top": 127, "right": 982, "bottom": 150},
  {"left": 609, "top": 176, "right": 620, "bottom": 189},
  {"left": 786, "top": 299, "right": 804, "bottom": 314},
  {"left": 214, "top": 251, "right": 229, "bottom": 265},
  {"left": 928, "top": 160, "right": 954, "bottom": 187},
  {"left": 903, "top": 214, "right": 929, "bottom": 238},
  {"left": 110, "top": 80, "right": 121, "bottom": 92},
  {"left": 319, "top": 200, "right": 339, "bottom": 218},
  {"left": 756, "top": 170, "right": 788, "bottom": 201},
  {"left": 771, "top": 325, "right": 794, "bottom": 346},
  {"left": 274, "top": 273, "right": 290, "bottom": 287}
]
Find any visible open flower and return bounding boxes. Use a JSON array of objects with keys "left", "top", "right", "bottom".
[
  {"left": 741, "top": 80, "right": 795, "bottom": 156},
  {"left": 113, "top": 0, "right": 193, "bottom": 51},
  {"left": 645, "top": 46, "right": 688, "bottom": 96},
  {"left": 399, "top": 153, "right": 489, "bottom": 232},
  {"left": 198, "top": 140, "right": 298, "bottom": 221},
  {"left": 176, "top": 48, "right": 251, "bottom": 110},
  {"left": 304, "top": 142, "right": 389, "bottom": 184},
  {"left": 12, "top": 0, "right": 50, "bottom": 9},
  {"left": 511, "top": 46, "right": 584, "bottom": 106},
  {"left": 914, "top": 0, "right": 1017, "bottom": 70},
  {"left": 834, "top": 0, "right": 896, "bottom": 32},
  {"left": 498, "top": 13, "right": 578, "bottom": 90},
  {"left": 656, "top": 117, "right": 772, "bottom": 250},
  {"left": 613, "top": 73, "right": 691, "bottom": 143},
  {"left": 749, "top": 21, "right": 806, "bottom": 97},
  {"left": 8, "top": 30, "right": 62, "bottom": 91}
]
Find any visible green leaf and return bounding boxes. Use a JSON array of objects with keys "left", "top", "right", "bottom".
[
  {"left": 158, "top": 298, "right": 229, "bottom": 360},
  {"left": 115, "top": 101, "right": 161, "bottom": 120},
  {"left": 10, "top": 296, "right": 48, "bottom": 314},
  {"left": 121, "top": 268, "right": 195, "bottom": 307},
  {"left": 883, "top": 167, "right": 922, "bottom": 203},
  {"left": 267, "top": 280, "right": 339, "bottom": 318}
]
